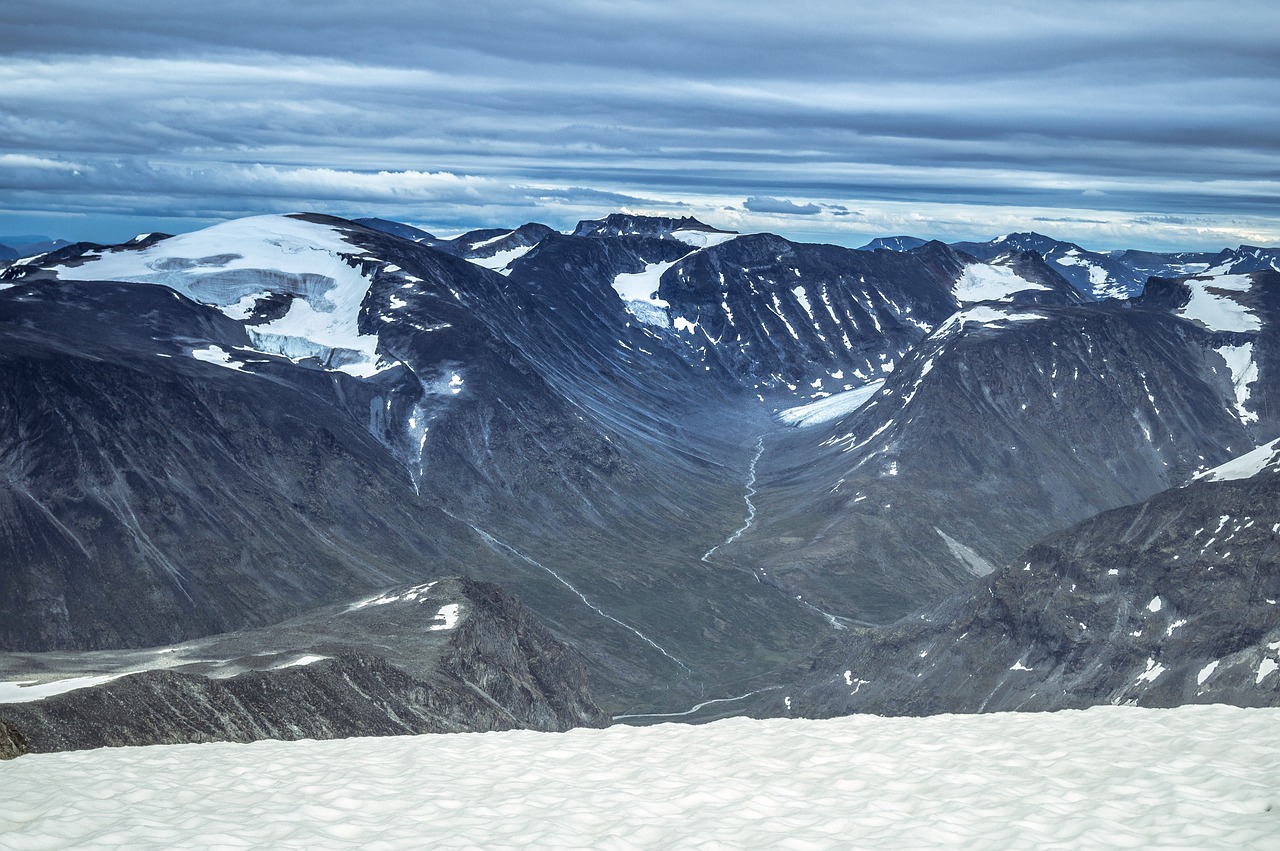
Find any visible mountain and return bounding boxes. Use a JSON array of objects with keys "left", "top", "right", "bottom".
[
  {"left": 0, "top": 235, "right": 72, "bottom": 264},
  {"left": 857, "top": 235, "right": 929, "bottom": 252},
  {"left": 572, "top": 213, "right": 735, "bottom": 240},
  {"left": 1202, "top": 245, "right": 1280, "bottom": 276},
  {"left": 353, "top": 216, "right": 436, "bottom": 242},
  {"left": 654, "top": 237, "right": 1082, "bottom": 401},
  {"left": 2, "top": 209, "right": 1278, "bottom": 729},
  {"left": 725, "top": 294, "right": 1253, "bottom": 630},
  {"left": 951, "top": 232, "right": 1146, "bottom": 300},
  {"left": 770, "top": 442, "right": 1280, "bottom": 717},
  {"left": 0, "top": 577, "right": 608, "bottom": 755},
  {"left": 0, "top": 213, "right": 830, "bottom": 713}
]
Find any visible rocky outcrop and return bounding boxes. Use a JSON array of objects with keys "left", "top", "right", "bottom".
[
  {"left": 0, "top": 577, "right": 609, "bottom": 757},
  {"left": 770, "top": 469, "right": 1280, "bottom": 718},
  {"left": 0, "top": 718, "right": 28, "bottom": 758}
]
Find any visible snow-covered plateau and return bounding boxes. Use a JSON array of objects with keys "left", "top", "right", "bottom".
[{"left": 3, "top": 705, "right": 1278, "bottom": 850}]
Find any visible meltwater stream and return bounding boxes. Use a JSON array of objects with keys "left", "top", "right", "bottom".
[{"left": 701, "top": 435, "right": 766, "bottom": 563}]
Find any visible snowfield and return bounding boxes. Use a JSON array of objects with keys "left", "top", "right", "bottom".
[{"left": 3, "top": 705, "right": 1279, "bottom": 849}]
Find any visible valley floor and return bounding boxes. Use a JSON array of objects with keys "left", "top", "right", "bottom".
[{"left": 3, "top": 705, "right": 1278, "bottom": 849}]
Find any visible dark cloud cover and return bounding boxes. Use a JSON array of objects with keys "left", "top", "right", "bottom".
[
  {"left": 745, "top": 197, "right": 822, "bottom": 215},
  {"left": 1, "top": 1, "right": 1277, "bottom": 249}
]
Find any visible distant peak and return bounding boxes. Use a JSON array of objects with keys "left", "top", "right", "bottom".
[
  {"left": 352, "top": 217, "right": 437, "bottom": 242},
  {"left": 572, "top": 213, "right": 735, "bottom": 239}
]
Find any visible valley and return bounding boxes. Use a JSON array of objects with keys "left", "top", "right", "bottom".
[{"left": 2, "top": 211, "right": 1278, "bottom": 751}]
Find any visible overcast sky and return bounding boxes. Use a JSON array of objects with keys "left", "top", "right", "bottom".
[{"left": 2, "top": 1, "right": 1277, "bottom": 250}]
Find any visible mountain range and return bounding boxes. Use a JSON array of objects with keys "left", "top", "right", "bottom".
[{"left": 1, "top": 211, "right": 1277, "bottom": 752}]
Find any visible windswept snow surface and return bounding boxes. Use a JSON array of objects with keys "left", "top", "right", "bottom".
[
  {"left": 3, "top": 706, "right": 1279, "bottom": 849},
  {"left": 953, "top": 261, "right": 1050, "bottom": 303},
  {"left": 777, "top": 380, "right": 885, "bottom": 427}
]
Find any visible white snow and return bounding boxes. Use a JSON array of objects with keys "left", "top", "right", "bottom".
[
  {"left": 670, "top": 229, "right": 738, "bottom": 249},
  {"left": 1197, "top": 660, "right": 1220, "bottom": 686},
  {"left": 0, "top": 674, "right": 130, "bottom": 704},
  {"left": 1196, "top": 438, "right": 1280, "bottom": 483},
  {"left": 1135, "top": 657, "right": 1167, "bottom": 684},
  {"left": 1176, "top": 275, "right": 1259, "bottom": 332},
  {"left": 1147, "top": 596, "right": 1163, "bottom": 613},
  {"left": 467, "top": 231, "right": 513, "bottom": 251},
  {"left": 1055, "top": 251, "right": 1113, "bottom": 295},
  {"left": 776, "top": 380, "right": 885, "bottom": 427},
  {"left": 1214, "top": 342, "right": 1259, "bottom": 423},
  {"left": 428, "top": 603, "right": 461, "bottom": 631},
  {"left": 274, "top": 654, "right": 329, "bottom": 669},
  {"left": 467, "top": 244, "right": 534, "bottom": 275},
  {"left": 189, "top": 344, "right": 247, "bottom": 372},
  {"left": 1258, "top": 658, "right": 1278, "bottom": 685},
  {"left": 611, "top": 261, "right": 676, "bottom": 326},
  {"left": 4, "top": 706, "right": 1279, "bottom": 849},
  {"left": 953, "top": 261, "right": 1050, "bottom": 303},
  {"left": 347, "top": 581, "right": 438, "bottom": 611},
  {"left": 49, "top": 214, "right": 389, "bottom": 377},
  {"left": 935, "top": 305, "right": 1048, "bottom": 336}
]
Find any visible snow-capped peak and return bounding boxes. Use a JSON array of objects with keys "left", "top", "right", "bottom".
[{"left": 41, "top": 214, "right": 391, "bottom": 377}]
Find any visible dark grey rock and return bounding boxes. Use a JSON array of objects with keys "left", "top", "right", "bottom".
[{"left": 0, "top": 577, "right": 608, "bottom": 756}]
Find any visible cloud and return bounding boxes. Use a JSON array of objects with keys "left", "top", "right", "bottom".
[
  {"left": 0, "top": 1, "right": 1277, "bottom": 249},
  {"left": 744, "top": 196, "right": 822, "bottom": 215}
]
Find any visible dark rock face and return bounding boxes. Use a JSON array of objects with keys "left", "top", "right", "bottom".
[
  {"left": 0, "top": 577, "right": 609, "bottom": 756},
  {"left": 0, "top": 217, "right": 831, "bottom": 714},
  {"left": 353, "top": 217, "right": 436, "bottom": 242},
  {"left": 0, "top": 279, "right": 493, "bottom": 652},
  {"left": 2, "top": 211, "right": 1277, "bottom": 726},
  {"left": 857, "top": 236, "right": 928, "bottom": 252},
  {"left": 0, "top": 719, "right": 28, "bottom": 758},
  {"left": 572, "top": 213, "right": 732, "bottom": 239},
  {"left": 658, "top": 236, "right": 968, "bottom": 396},
  {"left": 773, "top": 470, "right": 1280, "bottom": 718},
  {"left": 738, "top": 302, "right": 1251, "bottom": 625}
]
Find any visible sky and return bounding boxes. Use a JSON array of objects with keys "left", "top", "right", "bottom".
[{"left": 2, "top": 0, "right": 1277, "bottom": 251}]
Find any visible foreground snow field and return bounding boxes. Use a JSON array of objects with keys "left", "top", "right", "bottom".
[{"left": 3, "top": 706, "right": 1279, "bottom": 850}]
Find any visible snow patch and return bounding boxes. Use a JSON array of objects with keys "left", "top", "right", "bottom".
[
  {"left": 428, "top": 603, "right": 461, "bottom": 631},
  {"left": 612, "top": 261, "right": 676, "bottom": 326},
  {"left": 190, "top": 344, "right": 247, "bottom": 372},
  {"left": 670, "top": 229, "right": 738, "bottom": 249},
  {"left": 468, "top": 243, "right": 535, "bottom": 275},
  {"left": 776, "top": 381, "right": 885, "bottom": 427},
  {"left": 1176, "top": 275, "right": 1259, "bottom": 333},
  {"left": 1214, "top": 342, "right": 1259, "bottom": 424},
  {"left": 1196, "top": 439, "right": 1280, "bottom": 483},
  {"left": 953, "top": 262, "right": 1050, "bottom": 303},
  {"left": 0, "top": 674, "right": 130, "bottom": 703}
]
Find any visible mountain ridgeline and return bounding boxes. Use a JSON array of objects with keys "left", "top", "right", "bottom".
[{"left": 1, "top": 211, "right": 1278, "bottom": 748}]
